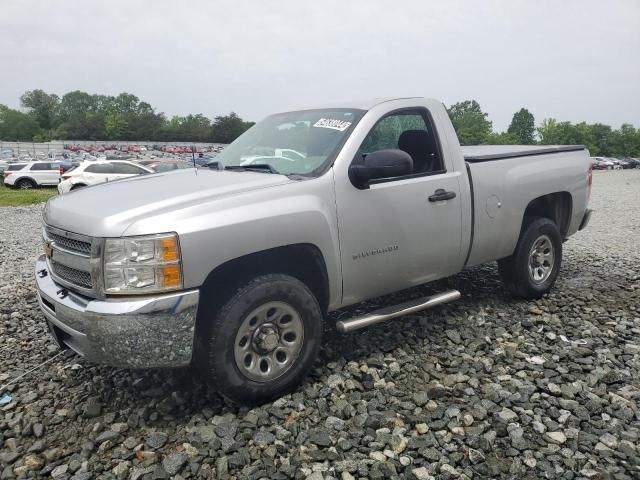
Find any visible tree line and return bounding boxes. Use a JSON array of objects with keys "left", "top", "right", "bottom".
[
  {"left": 446, "top": 100, "right": 640, "bottom": 157},
  {"left": 0, "top": 90, "right": 254, "bottom": 144},
  {"left": 0, "top": 90, "right": 638, "bottom": 156}
]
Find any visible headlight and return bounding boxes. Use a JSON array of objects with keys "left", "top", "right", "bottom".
[{"left": 103, "top": 233, "right": 182, "bottom": 294}]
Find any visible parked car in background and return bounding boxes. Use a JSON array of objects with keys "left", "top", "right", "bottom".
[
  {"left": 135, "top": 159, "right": 158, "bottom": 167},
  {"left": 58, "top": 159, "right": 81, "bottom": 174},
  {"left": 590, "top": 158, "right": 607, "bottom": 170},
  {"left": 193, "top": 154, "right": 216, "bottom": 166},
  {"left": 591, "top": 157, "right": 614, "bottom": 170},
  {"left": 146, "top": 161, "right": 195, "bottom": 172},
  {"left": 3, "top": 161, "right": 60, "bottom": 189},
  {"left": 57, "top": 160, "right": 152, "bottom": 194},
  {"left": 617, "top": 158, "right": 632, "bottom": 169},
  {"left": 625, "top": 158, "right": 640, "bottom": 168},
  {"left": 0, "top": 161, "right": 9, "bottom": 183},
  {"left": 606, "top": 158, "right": 622, "bottom": 169}
]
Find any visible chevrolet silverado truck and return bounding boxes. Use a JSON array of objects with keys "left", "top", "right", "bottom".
[{"left": 35, "top": 98, "right": 592, "bottom": 404}]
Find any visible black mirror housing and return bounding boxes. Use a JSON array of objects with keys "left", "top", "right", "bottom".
[{"left": 349, "top": 149, "right": 413, "bottom": 189}]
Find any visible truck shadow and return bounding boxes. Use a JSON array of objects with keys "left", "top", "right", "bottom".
[
  {"left": 72, "top": 245, "right": 629, "bottom": 424},
  {"left": 72, "top": 262, "right": 516, "bottom": 420}
]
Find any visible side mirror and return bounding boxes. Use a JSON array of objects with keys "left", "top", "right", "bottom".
[{"left": 349, "top": 149, "right": 413, "bottom": 189}]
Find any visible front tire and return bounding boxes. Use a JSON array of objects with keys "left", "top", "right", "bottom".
[
  {"left": 16, "top": 178, "right": 36, "bottom": 189},
  {"left": 196, "top": 274, "right": 323, "bottom": 405},
  {"left": 498, "top": 217, "right": 562, "bottom": 299}
]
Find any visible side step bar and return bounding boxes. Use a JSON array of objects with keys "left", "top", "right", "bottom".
[{"left": 336, "top": 290, "right": 461, "bottom": 334}]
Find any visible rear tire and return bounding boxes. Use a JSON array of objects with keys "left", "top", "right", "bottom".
[
  {"left": 16, "top": 178, "right": 36, "bottom": 189},
  {"left": 196, "top": 274, "right": 323, "bottom": 405},
  {"left": 498, "top": 217, "right": 562, "bottom": 299}
]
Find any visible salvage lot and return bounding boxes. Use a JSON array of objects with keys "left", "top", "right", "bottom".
[{"left": 0, "top": 171, "right": 638, "bottom": 479}]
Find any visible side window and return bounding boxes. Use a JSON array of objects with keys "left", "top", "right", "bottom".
[
  {"left": 85, "top": 164, "right": 113, "bottom": 174},
  {"left": 30, "top": 163, "right": 51, "bottom": 171},
  {"left": 359, "top": 110, "right": 444, "bottom": 176},
  {"left": 113, "top": 163, "right": 146, "bottom": 175}
]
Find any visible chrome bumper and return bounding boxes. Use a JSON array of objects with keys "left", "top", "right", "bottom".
[{"left": 34, "top": 255, "right": 199, "bottom": 368}]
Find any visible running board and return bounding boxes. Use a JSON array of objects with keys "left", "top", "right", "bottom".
[{"left": 336, "top": 290, "right": 461, "bottom": 334}]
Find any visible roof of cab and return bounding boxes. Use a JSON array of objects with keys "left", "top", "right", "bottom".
[{"left": 298, "top": 97, "right": 426, "bottom": 111}]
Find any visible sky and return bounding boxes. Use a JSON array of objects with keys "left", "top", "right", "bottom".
[{"left": 1, "top": 0, "right": 638, "bottom": 132}]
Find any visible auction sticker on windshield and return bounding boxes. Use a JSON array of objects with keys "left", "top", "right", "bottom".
[{"left": 313, "top": 118, "right": 352, "bottom": 131}]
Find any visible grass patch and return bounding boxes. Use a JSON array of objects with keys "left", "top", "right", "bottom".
[{"left": 0, "top": 182, "right": 58, "bottom": 207}]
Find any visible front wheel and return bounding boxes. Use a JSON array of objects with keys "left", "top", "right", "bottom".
[
  {"left": 498, "top": 217, "right": 562, "bottom": 299},
  {"left": 16, "top": 178, "right": 36, "bottom": 189},
  {"left": 196, "top": 274, "right": 323, "bottom": 405}
]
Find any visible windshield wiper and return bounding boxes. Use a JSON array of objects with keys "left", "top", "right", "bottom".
[{"left": 224, "top": 164, "right": 280, "bottom": 174}]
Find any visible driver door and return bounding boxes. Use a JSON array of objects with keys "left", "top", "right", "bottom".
[{"left": 335, "top": 109, "right": 463, "bottom": 305}]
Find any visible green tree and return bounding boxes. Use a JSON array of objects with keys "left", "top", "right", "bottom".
[
  {"left": 447, "top": 100, "right": 492, "bottom": 145},
  {"left": 57, "top": 90, "right": 98, "bottom": 121},
  {"left": 105, "top": 112, "right": 129, "bottom": 139},
  {"left": 609, "top": 124, "right": 638, "bottom": 157},
  {"left": 483, "top": 132, "right": 520, "bottom": 145},
  {"left": 507, "top": 108, "right": 535, "bottom": 144},
  {"left": 20, "top": 89, "right": 60, "bottom": 130},
  {"left": 0, "top": 104, "right": 41, "bottom": 141},
  {"left": 128, "top": 111, "right": 165, "bottom": 140},
  {"left": 210, "top": 112, "right": 254, "bottom": 143},
  {"left": 107, "top": 93, "right": 140, "bottom": 115}
]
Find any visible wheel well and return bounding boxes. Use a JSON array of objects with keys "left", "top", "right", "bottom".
[
  {"left": 17, "top": 177, "right": 36, "bottom": 185},
  {"left": 198, "top": 243, "right": 330, "bottom": 318},
  {"left": 522, "top": 192, "right": 572, "bottom": 238}
]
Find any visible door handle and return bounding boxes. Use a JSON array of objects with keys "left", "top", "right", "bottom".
[{"left": 429, "top": 189, "right": 456, "bottom": 202}]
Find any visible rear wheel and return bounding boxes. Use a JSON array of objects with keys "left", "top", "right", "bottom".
[
  {"left": 498, "top": 217, "right": 562, "bottom": 299},
  {"left": 16, "top": 178, "right": 36, "bottom": 189},
  {"left": 196, "top": 274, "right": 323, "bottom": 405}
]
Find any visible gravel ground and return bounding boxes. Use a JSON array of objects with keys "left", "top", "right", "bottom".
[{"left": 1, "top": 170, "right": 639, "bottom": 480}]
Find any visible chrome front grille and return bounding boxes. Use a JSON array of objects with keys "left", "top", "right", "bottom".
[
  {"left": 45, "top": 228, "right": 91, "bottom": 255},
  {"left": 44, "top": 225, "right": 96, "bottom": 295},
  {"left": 51, "top": 261, "right": 92, "bottom": 289}
]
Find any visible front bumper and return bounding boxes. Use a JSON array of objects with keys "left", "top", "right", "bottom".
[{"left": 34, "top": 255, "right": 199, "bottom": 368}]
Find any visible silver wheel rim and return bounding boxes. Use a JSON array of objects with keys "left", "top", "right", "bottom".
[
  {"left": 19, "top": 182, "right": 31, "bottom": 189},
  {"left": 528, "top": 234, "right": 554, "bottom": 283},
  {"left": 233, "top": 301, "right": 304, "bottom": 382}
]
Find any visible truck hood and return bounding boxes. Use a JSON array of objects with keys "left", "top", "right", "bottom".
[{"left": 45, "top": 169, "right": 294, "bottom": 237}]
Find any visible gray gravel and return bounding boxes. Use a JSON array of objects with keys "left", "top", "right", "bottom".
[{"left": 1, "top": 170, "right": 639, "bottom": 479}]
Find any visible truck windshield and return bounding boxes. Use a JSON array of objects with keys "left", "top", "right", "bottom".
[{"left": 214, "top": 108, "right": 364, "bottom": 176}]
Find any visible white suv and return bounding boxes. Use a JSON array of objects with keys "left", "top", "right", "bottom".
[
  {"left": 3, "top": 162, "right": 60, "bottom": 189},
  {"left": 58, "top": 160, "right": 153, "bottom": 194}
]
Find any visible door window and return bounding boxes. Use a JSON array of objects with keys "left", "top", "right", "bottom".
[
  {"left": 85, "top": 164, "right": 114, "bottom": 174},
  {"left": 359, "top": 110, "right": 444, "bottom": 176},
  {"left": 112, "top": 163, "right": 147, "bottom": 175},
  {"left": 30, "top": 163, "right": 53, "bottom": 171}
]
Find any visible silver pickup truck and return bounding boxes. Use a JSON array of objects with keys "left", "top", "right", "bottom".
[{"left": 35, "top": 98, "right": 592, "bottom": 404}]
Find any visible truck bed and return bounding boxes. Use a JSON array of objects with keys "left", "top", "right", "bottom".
[
  {"left": 462, "top": 145, "right": 585, "bottom": 162},
  {"left": 462, "top": 144, "right": 590, "bottom": 269}
]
